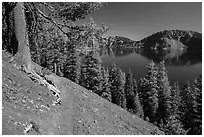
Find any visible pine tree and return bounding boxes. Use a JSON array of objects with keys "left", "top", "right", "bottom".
[
  {"left": 101, "top": 67, "right": 112, "bottom": 102},
  {"left": 80, "top": 50, "right": 102, "bottom": 94},
  {"left": 63, "top": 42, "right": 78, "bottom": 82},
  {"left": 117, "top": 68, "right": 127, "bottom": 109},
  {"left": 75, "top": 53, "right": 82, "bottom": 84},
  {"left": 124, "top": 69, "right": 143, "bottom": 116},
  {"left": 156, "top": 61, "right": 171, "bottom": 125},
  {"left": 77, "top": 19, "right": 108, "bottom": 90},
  {"left": 180, "top": 79, "right": 202, "bottom": 135},
  {"left": 30, "top": 16, "right": 49, "bottom": 65},
  {"left": 7, "top": 2, "right": 33, "bottom": 73},
  {"left": 109, "top": 63, "right": 118, "bottom": 104},
  {"left": 190, "top": 76, "right": 202, "bottom": 135},
  {"left": 109, "top": 64, "right": 126, "bottom": 109},
  {"left": 46, "top": 31, "right": 66, "bottom": 75},
  {"left": 184, "top": 77, "right": 202, "bottom": 135},
  {"left": 162, "top": 82, "right": 186, "bottom": 135},
  {"left": 133, "top": 79, "right": 144, "bottom": 118},
  {"left": 125, "top": 69, "right": 135, "bottom": 111},
  {"left": 137, "top": 61, "right": 159, "bottom": 123},
  {"left": 180, "top": 81, "right": 192, "bottom": 131},
  {"left": 170, "top": 82, "right": 182, "bottom": 117},
  {"left": 137, "top": 78, "right": 148, "bottom": 110}
]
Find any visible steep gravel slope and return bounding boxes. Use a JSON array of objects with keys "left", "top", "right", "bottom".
[{"left": 2, "top": 51, "right": 163, "bottom": 135}]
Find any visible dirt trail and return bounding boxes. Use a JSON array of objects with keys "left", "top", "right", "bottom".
[{"left": 46, "top": 76, "right": 74, "bottom": 134}]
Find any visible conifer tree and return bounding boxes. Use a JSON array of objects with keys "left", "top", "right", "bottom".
[
  {"left": 109, "top": 64, "right": 118, "bottom": 104},
  {"left": 77, "top": 19, "right": 108, "bottom": 90},
  {"left": 117, "top": 69, "right": 127, "bottom": 109},
  {"left": 137, "top": 78, "right": 148, "bottom": 108},
  {"left": 80, "top": 50, "right": 102, "bottom": 94},
  {"left": 75, "top": 53, "right": 82, "bottom": 84},
  {"left": 63, "top": 41, "right": 78, "bottom": 82},
  {"left": 30, "top": 16, "right": 50, "bottom": 65},
  {"left": 162, "top": 82, "right": 186, "bottom": 135},
  {"left": 190, "top": 76, "right": 202, "bottom": 135},
  {"left": 137, "top": 61, "right": 159, "bottom": 123},
  {"left": 125, "top": 69, "right": 143, "bottom": 116},
  {"left": 133, "top": 79, "right": 144, "bottom": 118},
  {"left": 170, "top": 82, "right": 182, "bottom": 117},
  {"left": 180, "top": 79, "right": 202, "bottom": 135},
  {"left": 109, "top": 64, "right": 126, "bottom": 109},
  {"left": 180, "top": 81, "right": 192, "bottom": 130},
  {"left": 125, "top": 69, "right": 135, "bottom": 111},
  {"left": 156, "top": 61, "right": 171, "bottom": 125},
  {"left": 46, "top": 31, "right": 66, "bottom": 74},
  {"left": 101, "top": 67, "right": 112, "bottom": 102},
  {"left": 182, "top": 77, "right": 202, "bottom": 135}
]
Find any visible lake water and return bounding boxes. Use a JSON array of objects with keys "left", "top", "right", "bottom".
[{"left": 101, "top": 46, "right": 202, "bottom": 86}]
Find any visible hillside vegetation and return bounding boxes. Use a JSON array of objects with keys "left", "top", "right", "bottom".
[{"left": 2, "top": 51, "right": 163, "bottom": 135}]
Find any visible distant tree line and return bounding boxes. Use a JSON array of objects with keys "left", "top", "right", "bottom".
[{"left": 2, "top": 2, "right": 201, "bottom": 135}]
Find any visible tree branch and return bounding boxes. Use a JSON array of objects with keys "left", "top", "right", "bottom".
[
  {"left": 35, "top": 7, "right": 71, "bottom": 39},
  {"left": 39, "top": 2, "right": 55, "bottom": 12}
]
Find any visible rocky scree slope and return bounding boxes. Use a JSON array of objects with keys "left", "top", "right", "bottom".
[{"left": 2, "top": 51, "right": 163, "bottom": 135}]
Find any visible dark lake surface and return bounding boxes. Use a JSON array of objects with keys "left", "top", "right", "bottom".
[{"left": 100, "top": 46, "right": 202, "bottom": 86}]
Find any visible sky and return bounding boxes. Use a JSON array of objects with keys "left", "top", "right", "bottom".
[{"left": 76, "top": 2, "right": 202, "bottom": 41}]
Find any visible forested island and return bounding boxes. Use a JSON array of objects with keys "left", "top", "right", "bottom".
[{"left": 2, "top": 2, "right": 202, "bottom": 135}]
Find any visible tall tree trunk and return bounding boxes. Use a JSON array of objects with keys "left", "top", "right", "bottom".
[{"left": 13, "top": 2, "right": 32, "bottom": 73}]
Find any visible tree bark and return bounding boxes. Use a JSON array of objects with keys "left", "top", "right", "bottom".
[{"left": 13, "top": 2, "right": 32, "bottom": 73}]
